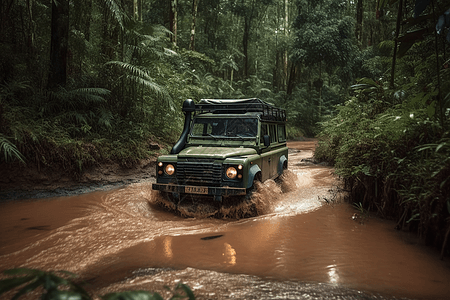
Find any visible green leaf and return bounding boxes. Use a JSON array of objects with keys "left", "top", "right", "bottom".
[
  {"left": 11, "top": 277, "right": 45, "bottom": 300},
  {"left": 407, "top": 213, "right": 420, "bottom": 223},
  {"left": 427, "top": 101, "right": 436, "bottom": 118},
  {"left": 441, "top": 178, "right": 449, "bottom": 190},
  {"left": 101, "top": 291, "right": 162, "bottom": 300},
  {"left": 357, "top": 78, "right": 378, "bottom": 86},
  {"left": 435, "top": 142, "right": 447, "bottom": 152},
  {"left": 0, "top": 134, "right": 26, "bottom": 164},
  {"left": 43, "top": 290, "right": 87, "bottom": 300},
  {"left": 176, "top": 283, "right": 195, "bottom": 300},
  {"left": 0, "top": 276, "right": 36, "bottom": 295},
  {"left": 3, "top": 268, "right": 41, "bottom": 276}
]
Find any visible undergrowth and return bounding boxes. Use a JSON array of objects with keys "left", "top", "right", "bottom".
[
  {"left": 0, "top": 85, "right": 173, "bottom": 176},
  {"left": 0, "top": 268, "right": 195, "bottom": 300},
  {"left": 315, "top": 77, "right": 450, "bottom": 255}
]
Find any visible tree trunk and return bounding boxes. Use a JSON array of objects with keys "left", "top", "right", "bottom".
[
  {"left": 390, "top": 0, "right": 403, "bottom": 89},
  {"left": 72, "top": 0, "right": 92, "bottom": 75},
  {"left": 25, "top": 0, "right": 35, "bottom": 54},
  {"left": 189, "top": 0, "right": 200, "bottom": 51},
  {"left": 82, "top": 0, "right": 92, "bottom": 42},
  {"left": 243, "top": 17, "right": 250, "bottom": 77},
  {"left": 48, "top": 0, "right": 69, "bottom": 89},
  {"left": 170, "top": 0, "right": 177, "bottom": 47},
  {"left": 286, "top": 63, "right": 298, "bottom": 95},
  {"left": 432, "top": 0, "right": 444, "bottom": 127},
  {"left": 284, "top": 0, "right": 289, "bottom": 89},
  {"left": 355, "top": 0, "right": 363, "bottom": 45}
]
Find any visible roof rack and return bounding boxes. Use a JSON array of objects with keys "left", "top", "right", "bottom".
[{"left": 195, "top": 98, "right": 286, "bottom": 122}]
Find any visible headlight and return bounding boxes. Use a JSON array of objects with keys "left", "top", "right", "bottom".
[
  {"left": 165, "top": 164, "right": 175, "bottom": 175},
  {"left": 226, "top": 167, "right": 237, "bottom": 179}
]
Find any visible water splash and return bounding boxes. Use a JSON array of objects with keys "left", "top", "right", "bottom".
[{"left": 149, "top": 170, "right": 303, "bottom": 219}]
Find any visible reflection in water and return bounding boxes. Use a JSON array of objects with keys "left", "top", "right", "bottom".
[
  {"left": 327, "top": 264, "right": 339, "bottom": 284},
  {"left": 163, "top": 237, "right": 173, "bottom": 260},
  {"left": 223, "top": 243, "right": 236, "bottom": 266}
]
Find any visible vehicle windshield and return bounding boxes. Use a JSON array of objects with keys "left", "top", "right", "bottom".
[{"left": 191, "top": 117, "right": 258, "bottom": 138}]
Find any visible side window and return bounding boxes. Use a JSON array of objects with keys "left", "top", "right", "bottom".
[
  {"left": 206, "top": 123, "right": 212, "bottom": 135},
  {"left": 269, "top": 125, "right": 277, "bottom": 143},
  {"left": 260, "top": 124, "right": 268, "bottom": 144},
  {"left": 278, "top": 125, "right": 286, "bottom": 142},
  {"left": 192, "top": 123, "right": 205, "bottom": 136}
]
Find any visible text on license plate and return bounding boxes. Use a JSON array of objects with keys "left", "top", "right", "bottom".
[{"left": 185, "top": 186, "right": 208, "bottom": 194}]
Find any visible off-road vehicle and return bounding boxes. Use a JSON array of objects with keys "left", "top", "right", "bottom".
[{"left": 152, "top": 98, "right": 288, "bottom": 202}]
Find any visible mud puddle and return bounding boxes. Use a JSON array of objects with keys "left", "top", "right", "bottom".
[{"left": 1, "top": 140, "right": 450, "bottom": 300}]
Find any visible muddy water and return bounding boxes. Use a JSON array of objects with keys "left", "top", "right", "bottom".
[{"left": 1, "top": 141, "right": 450, "bottom": 299}]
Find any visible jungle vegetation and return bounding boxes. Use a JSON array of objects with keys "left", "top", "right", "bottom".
[
  {"left": 0, "top": 0, "right": 449, "bottom": 253},
  {"left": 0, "top": 268, "right": 195, "bottom": 300},
  {"left": 0, "top": 0, "right": 385, "bottom": 170},
  {"left": 313, "top": 0, "right": 450, "bottom": 256}
]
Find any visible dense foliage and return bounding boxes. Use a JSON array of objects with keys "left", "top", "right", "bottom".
[
  {"left": 0, "top": 268, "right": 195, "bottom": 300},
  {"left": 0, "top": 0, "right": 386, "bottom": 172},
  {"left": 314, "top": 0, "right": 450, "bottom": 255}
]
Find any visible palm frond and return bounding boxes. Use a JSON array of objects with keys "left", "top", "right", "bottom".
[
  {"left": 126, "top": 75, "right": 167, "bottom": 97},
  {"left": 0, "top": 134, "right": 25, "bottom": 164},
  {"left": 106, "top": 61, "right": 152, "bottom": 81},
  {"left": 125, "top": 44, "right": 164, "bottom": 60},
  {"left": 97, "top": 108, "right": 114, "bottom": 129},
  {"left": 67, "top": 88, "right": 110, "bottom": 104},
  {"left": 100, "top": 0, "right": 126, "bottom": 30}
]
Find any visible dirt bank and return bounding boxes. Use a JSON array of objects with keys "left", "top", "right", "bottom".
[{"left": 0, "top": 157, "right": 157, "bottom": 201}]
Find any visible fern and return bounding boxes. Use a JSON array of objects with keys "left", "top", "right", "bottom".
[
  {"left": 107, "top": 61, "right": 152, "bottom": 79},
  {"left": 0, "top": 134, "right": 25, "bottom": 164},
  {"left": 106, "top": 61, "right": 173, "bottom": 106},
  {"left": 100, "top": 0, "right": 127, "bottom": 30}
]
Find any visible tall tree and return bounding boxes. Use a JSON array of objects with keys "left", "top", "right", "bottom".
[
  {"left": 292, "top": 0, "right": 355, "bottom": 115},
  {"left": 355, "top": 0, "right": 363, "bottom": 45},
  {"left": 189, "top": 0, "right": 200, "bottom": 51},
  {"left": 48, "top": 0, "right": 70, "bottom": 89},
  {"left": 232, "top": 0, "right": 272, "bottom": 77},
  {"left": 283, "top": 0, "right": 289, "bottom": 86},
  {"left": 170, "top": 0, "right": 178, "bottom": 47}
]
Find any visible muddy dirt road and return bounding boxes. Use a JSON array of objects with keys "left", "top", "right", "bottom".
[{"left": 1, "top": 141, "right": 450, "bottom": 299}]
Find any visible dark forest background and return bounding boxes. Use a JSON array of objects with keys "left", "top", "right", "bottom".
[{"left": 1, "top": 0, "right": 450, "bottom": 254}]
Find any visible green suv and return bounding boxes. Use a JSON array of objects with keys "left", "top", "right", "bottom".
[{"left": 152, "top": 98, "right": 288, "bottom": 202}]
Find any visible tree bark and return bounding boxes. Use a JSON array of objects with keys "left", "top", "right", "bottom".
[
  {"left": 243, "top": 16, "right": 250, "bottom": 77},
  {"left": 170, "top": 0, "right": 177, "bottom": 47},
  {"left": 25, "top": 0, "right": 35, "bottom": 54},
  {"left": 48, "top": 0, "right": 69, "bottom": 89},
  {"left": 390, "top": 0, "right": 403, "bottom": 89},
  {"left": 355, "top": 0, "right": 363, "bottom": 45},
  {"left": 284, "top": 0, "right": 289, "bottom": 89},
  {"left": 286, "top": 63, "right": 298, "bottom": 95},
  {"left": 189, "top": 0, "right": 200, "bottom": 51}
]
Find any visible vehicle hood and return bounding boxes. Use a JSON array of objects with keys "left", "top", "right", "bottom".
[{"left": 178, "top": 146, "right": 257, "bottom": 159}]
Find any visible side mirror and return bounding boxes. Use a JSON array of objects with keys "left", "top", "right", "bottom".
[{"left": 263, "top": 135, "right": 270, "bottom": 147}]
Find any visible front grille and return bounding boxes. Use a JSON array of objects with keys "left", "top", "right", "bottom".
[{"left": 176, "top": 161, "right": 222, "bottom": 186}]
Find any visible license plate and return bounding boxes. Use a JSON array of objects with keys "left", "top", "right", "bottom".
[{"left": 185, "top": 186, "right": 208, "bottom": 194}]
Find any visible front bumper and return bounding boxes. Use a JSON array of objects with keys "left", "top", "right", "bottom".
[{"left": 152, "top": 183, "right": 246, "bottom": 197}]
